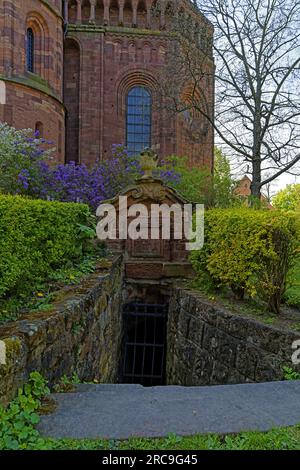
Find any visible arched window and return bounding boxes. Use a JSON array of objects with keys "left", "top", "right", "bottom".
[
  {"left": 26, "top": 28, "right": 34, "bottom": 73},
  {"left": 35, "top": 121, "right": 43, "bottom": 138},
  {"left": 126, "top": 86, "right": 152, "bottom": 157}
]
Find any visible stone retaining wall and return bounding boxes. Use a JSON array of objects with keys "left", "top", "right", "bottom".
[
  {"left": 167, "top": 288, "right": 300, "bottom": 386},
  {"left": 0, "top": 256, "right": 124, "bottom": 405},
  {"left": 2, "top": 262, "right": 299, "bottom": 405}
]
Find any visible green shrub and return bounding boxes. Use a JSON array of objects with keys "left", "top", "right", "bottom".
[
  {"left": 0, "top": 195, "right": 94, "bottom": 302},
  {"left": 273, "top": 184, "right": 300, "bottom": 211},
  {"left": 190, "top": 208, "right": 299, "bottom": 313},
  {"left": 213, "top": 148, "right": 241, "bottom": 208},
  {"left": 158, "top": 155, "right": 213, "bottom": 203},
  {"left": 285, "top": 255, "right": 300, "bottom": 307},
  {"left": 158, "top": 151, "right": 241, "bottom": 207}
]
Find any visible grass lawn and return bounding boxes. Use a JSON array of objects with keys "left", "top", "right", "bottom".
[{"left": 31, "top": 426, "right": 300, "bottom": 450}]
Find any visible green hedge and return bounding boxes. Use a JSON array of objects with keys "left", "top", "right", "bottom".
[
  {"left": 0, "top": 195, "right": 92, "bottom": 301},
  {"left": 190, "top": 208, "right": 299, "bottom": 313}
]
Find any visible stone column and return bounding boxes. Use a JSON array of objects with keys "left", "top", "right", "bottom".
[
  {"left": 160, "top": 0, "right": 166, "bottom": 29},
  {"left": 146, "top": 0, "right": 152, "bottom": 28},
  {"left": 132, "top": 0, "right": 138, "bottom": 27},
  {"left": 64, "top": 0, "right": 69, "bottom": 23},
  {"left": 103, "top": 0, "right": 110, "bottom": 25},
  {"left": 76, "top": 0, "right": 82, "bottom": 23},
  {"left": 118, "top": 0, "right": 125, "bottom": 25},
  {"left": 173, "top": 1, "right": 179, "bottom": 30},
  {"left": 89, "top": 0, "right": 96, "bottom": 23}
]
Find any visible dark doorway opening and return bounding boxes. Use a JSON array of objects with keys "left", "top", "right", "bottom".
[{"left": 121, "top": 302, "right": 168, "bottom": 386}]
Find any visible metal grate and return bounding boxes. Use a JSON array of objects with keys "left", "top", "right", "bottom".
[{"left": 121, "top": 302, "right": 168, "bottom": 386}]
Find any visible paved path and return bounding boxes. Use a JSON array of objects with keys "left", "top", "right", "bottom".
[{"left": 38, "top": 381, "right": 300, "bottom": 440}]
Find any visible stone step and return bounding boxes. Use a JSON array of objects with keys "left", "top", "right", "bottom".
[{"left": 38, "top": 381, "right": 300, "bottom": 440}]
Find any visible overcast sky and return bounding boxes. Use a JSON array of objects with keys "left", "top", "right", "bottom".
[{"left": 273, "top": 170, "right": 299, "bottom": 192}]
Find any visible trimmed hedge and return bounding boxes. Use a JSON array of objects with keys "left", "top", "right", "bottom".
[
  {"left": 0, "top": 195, "right": 92, "bottom": 301},
  {"left": 190, "top": 208, "right": 299, "bottom": 313}
]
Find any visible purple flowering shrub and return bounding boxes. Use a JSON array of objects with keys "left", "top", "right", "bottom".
[
  {"left": 37, "top": 145, "right": 143, "bottom": 210},
  {"left": 0, "top": 123, "right": 184, "bottom": 210},
  {"left": 0, "top": 122, "right": 54, "bottom": 195},
  {"left": 37, "top": 146, "right": 182, "bottom": 210}
]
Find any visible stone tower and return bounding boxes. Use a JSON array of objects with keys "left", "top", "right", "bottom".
[{"left": 0, "top": 0, "right": 65, "bottom": 162}]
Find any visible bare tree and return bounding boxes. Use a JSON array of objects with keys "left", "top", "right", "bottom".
[{"left": 162, "top": 0, "right": 300, "bottom": 199}]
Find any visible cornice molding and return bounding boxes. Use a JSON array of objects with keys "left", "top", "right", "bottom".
[{"left": 0, "top": 75, "right": 64, "bottom": 107}]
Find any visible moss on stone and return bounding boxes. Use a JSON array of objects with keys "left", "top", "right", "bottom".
[
  {"left": 4, "top": 337, "right": 21, "bottom": 358},
  {"left": 67, "top": 24, "right": 175, "bottom": 38},
  {"left": 0, "top": 338, "right": 22, "bottom": 376},
  {"left": 97, "top": 259, "right": 113, "bottom": 270},
  {"left": 0, "top": 75, "right": 63, "bottom": 105}
]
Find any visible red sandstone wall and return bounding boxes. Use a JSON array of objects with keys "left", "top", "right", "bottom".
[
  {"left": 49, "top": 0, "right": 62, "bottom": 11},
  {"left": 64, "top": 38, "right": 80, "bottom": 163},
  {"left": 0, "top": 81, "right": 65, "bottom": 163},
  {"left": 175, "top": 65, "right": 215, "bottom": 170},
  {"left": 63, "top": 31, "right": 177, "bottom": 165},
  {"left": 0, "top": 0, "right": 64, "bottom": 97},
  {"left": 64, "top": 29, "right": 214, "bottom": 168},
  {"left": 63, "top": 1, "right": 214, "bottom": 168},
  {"left": 101, "top": 33, "right": 176, "bottom": 164}
]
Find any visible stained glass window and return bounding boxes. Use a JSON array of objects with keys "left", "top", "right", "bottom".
[{"left": 126, "top": 86, "right": 152, "bottom": 157}]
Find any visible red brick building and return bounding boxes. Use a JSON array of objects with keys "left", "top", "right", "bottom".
[
  {"left": 235, "top": 175, "right": 273, "bottom": 208},
  {"left": 0, "top": 0, "right": 214, "bottom": 169}
]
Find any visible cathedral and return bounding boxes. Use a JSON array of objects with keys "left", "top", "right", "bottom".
[{"left": 0, "top": 0, "right": 214, "bottom": 169}]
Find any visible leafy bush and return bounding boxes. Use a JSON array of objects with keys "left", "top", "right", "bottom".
[
  {"left": 273, "top": 184, "right": 300, "bottom": 211},
  {"left": 0, "top": 372, "right": 49, "bottom": 450},
  {"left": 213, "top": 148, "right": 241, "bottom": 208},
  {"left": 285, "top": 256, "right": 300, "bottom": 307},
  {"left": 158, "top": 155, "right": 212, "bottom": 203},
  {"left": 158, "top": 150, "right": 241, "bottom": 207},
  {"left": 190, "top": 208, "right": 299, "bottom": 313},
  {"left": 34, "top": 148, "right": 182, "bottom": 210},
  {"left": 0, "top": 195, "right": 94, "bottom": 303}
]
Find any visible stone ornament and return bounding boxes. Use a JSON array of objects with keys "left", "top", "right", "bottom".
[{"left": 139, "top": 148, "right": 159, "bottom": 179}]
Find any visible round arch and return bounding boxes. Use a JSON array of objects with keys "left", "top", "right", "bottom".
[
  {"left": 116, "top": 69, "right": 159, "bottom": 113},
  {"left": 25, "top": 12, "right": 49, "bottom": 78}
]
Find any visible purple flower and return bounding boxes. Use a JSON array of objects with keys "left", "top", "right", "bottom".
[
  {"left": 18, "top": 169, "right": 30, "bottom": 189},
  {"left": 10, "top": 140, "right": 182, "bottom": 211}
]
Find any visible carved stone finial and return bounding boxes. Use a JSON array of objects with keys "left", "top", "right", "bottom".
[{"left": 139, "top": 148, "right": 158, "bottom": 179}]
